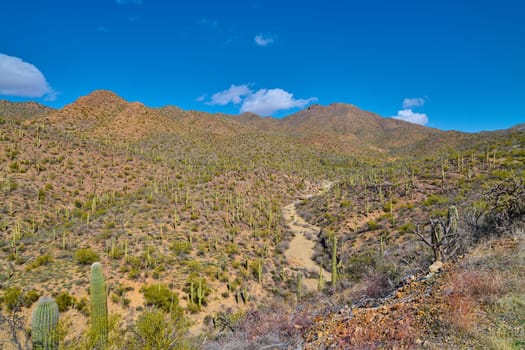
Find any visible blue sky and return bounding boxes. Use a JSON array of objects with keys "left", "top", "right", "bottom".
[{"left": 0, "top": 0, "right": 524, "bottom": 132}]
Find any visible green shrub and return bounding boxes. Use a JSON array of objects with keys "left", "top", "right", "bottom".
[
  {"left": 367, "top": 220, "right": 381, "bottom": 230},
  {"left": 2, "top": 287, "right": 22, "bottom": 311},
  {"left": 74, "top": 248, "right": 100, "bottom": 265},
  {"left": 398, "top": 222, "right": 416, "bottom": 233},
  {"left": 133, "top": 308, "right": 190, "bottom": 349},
  {"left": 422, "top": 194, "right": 448, "bottom": 206},
  {"left": 1, "top": 287, "right": 40, "bottom": 310},
  {"left": 171, "top": 240, "right": 192, "bottom": 256},
  {"left": 27, "top": 253, "right": 54, "bottom": 270},
  {"left": 22, "top": 289, "right": 41, "bottom": 308},
  {"left": 340, "top": 200, "right": 352, "bottom": 208},
  {"left": 141, "top": 284, "right": 182, "bottom": 315},
  {"left": 346, "top": 250, "right": 377, "bottom": 280},
  {"left": 55, "top": 291, "right": 76, "bottom": 312}
]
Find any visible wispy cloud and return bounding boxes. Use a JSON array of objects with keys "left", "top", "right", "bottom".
[
  {"left": 392, "top": 109, "right": 428, "bottom": 125},
  {"left": 195, "top": 94, "right": 207, "bottom": 102},
  {"left": 97, "top": 25, "right": 111, "bottom": 32},
  {"left": 402, "top": 97, "right": 425, "bottom": 109},
  {"left": 254, "top": 33, "right": 275, "bottom": 47},
  {"left": 0, "top": 53, "right": 55, "bottom": 100},
  {"left": 199, "top": 17, "right": 219, "bottom": 30},
  {"left": 204, "top": 84, "right": 317, "bottom": 115},
  {"left": 208, "top": 84, "right": 252, "bottom": 105},
  {"left": 116, "top": 0, "right": 142, "bottom": 4}
]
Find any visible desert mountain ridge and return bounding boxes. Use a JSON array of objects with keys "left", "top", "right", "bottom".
[
  {"left": 1, "top": 90, "right": 521, "bottom": 134},
  {"left": 1, "top": 89, "right": 510, "bottom": 157}
]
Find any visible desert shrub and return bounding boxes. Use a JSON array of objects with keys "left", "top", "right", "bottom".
[
  {"left": 132, "top": 308, "right": 192, "bottom": 349},
  {"left": 205, "top": 301, "right": 319, "bottom": 349},
  {"left": 346, "top": 250, "right": 377, "bottom": 280},
  {"left": 443, "top": 268, "right": 506, "bottom": 334},
  {"left": 340, "top": 199, "right": 351, "bottom": 208},
  {"left": 367, "top": 220, "right": 381, "bottom": 230},
  {"left": 55, "top": 291, "right": 76, "bottom": 312},
  {"left": 398, "top": 222, "right": 415, "bottom": 233},
  {"left": 171, "top": 240, "right": 192, "bottom": 256},
  {"left": 74, "top": 248, "right": 100, "bottom": 265},
  {"left": 365, "top": 265, "right": 399, "bottom": 299},
  {"left": 448, "top": 269, "right": 504, "bottom": 304},
  {"left": 423, "top": 194, "right": 448, "bottom": 206},
  {"left": 186, "top": 302, "right": 201, "bottom": 314},
  {"left": 2, "top": 287, "right": 22, "bottom": 311},
  {"left": 1, "top": 287, "right": 40, "bottom": 310},
  {"left": 22, "top": 289, "right": 41, "bottom": 308},
  {"left": 26, "top": 253, "right": 54, "bottom": 270},
  {"left": 485, "top": 177, "right": 525, "bottom": 234},
  {"left": 141, "top": 284, "right": 183, "bottom": 316}
]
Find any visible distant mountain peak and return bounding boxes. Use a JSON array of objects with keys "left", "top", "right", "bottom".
[
  {"left": 75, "top": 90, "right": 127, "bottom": 106},
  {"left": 0, "top": 100, "right": 54, "bottom": 120}
]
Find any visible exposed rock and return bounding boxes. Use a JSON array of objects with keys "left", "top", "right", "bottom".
[{"left": 429, "top": 260, "right": 444, "bottom": 273}]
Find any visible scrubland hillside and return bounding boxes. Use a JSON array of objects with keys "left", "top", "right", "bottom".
[{"left": 0, "top": 92, "right": 523, "bottom": 349}]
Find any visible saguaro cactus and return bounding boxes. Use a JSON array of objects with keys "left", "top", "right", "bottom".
[
  {"left": 197, "top": 277, "right": 205, "bottom": 308},
  {"left": 90, "top": 262, "right": 108, "bottom": 347},
  {"left": 318, "top": 260, "right": 324, "bottom": 292},
  {"left": 448, "top": 205, "right": 458, "bottom": 235},
  {"left": 32, "top": 296, "right": 59, "bottom": 350},
  {"left": 297, "top": 272, "right": 303, "bottom": 300},
  {"left": 257, "top": 259, "right": 263, "bottom": 284},
  {"left": 379, "top": 235, "right": 385, "bottom": 267},
  {"left": 331, "top": 235, "right": 338, "bottom": 288}
]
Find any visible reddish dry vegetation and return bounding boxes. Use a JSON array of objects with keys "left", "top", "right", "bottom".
[{"left": 301, "top": 236, "right": 525, "bottom": 349}]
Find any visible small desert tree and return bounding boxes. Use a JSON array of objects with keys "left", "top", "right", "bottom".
[{"left": 413, "top": 205, "right": 461, "bottom": 262}]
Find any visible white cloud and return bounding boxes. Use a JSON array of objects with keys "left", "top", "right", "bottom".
[
  {"left": 254, "top": 33, "right": 275, "bottom": 47},
  {"left": 195, "top": 94, "right": 207, "bottom": 102},
  {"left": 208, "top": 84, "right": 252, "bottom": 105},
  {"left": 204, "top": 84, "right": 317, "bottom": 115},
  {"left": 116, "top": 0, "right": 142, "bottom": 4},
  {"left": 241, "top": 88, "right": 317, "bottom": 115},
  {"left": 392, "top": 109, "right": 428, "bottom": 125},
  {"left": 0, "top": 53, "right": 55, "bottom": 100},
  {"left": 402, "top": 97, "right": 425, "bottom": 109}
]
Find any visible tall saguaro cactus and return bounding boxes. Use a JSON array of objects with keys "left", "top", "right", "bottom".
[
  {"left": 448, "top": 205, "right": 458, "bottom": 234},
  {"left": 331, "top": 235, "right": 338, "bottom": 288},
  {"left": 90, "top": 262, "right": 108, "bottom": 348},
  {"left": 297, "top": 272, "right": 303, "bottom": 300},
  {"left": 257, "top": 259, "right": 263, "bottom": 284},
  {"left": 318, "top": 260, "right": 324, "bottom": 292},
  {"left": 32, "top": 296, "right": 59, "bottom": 350}
]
